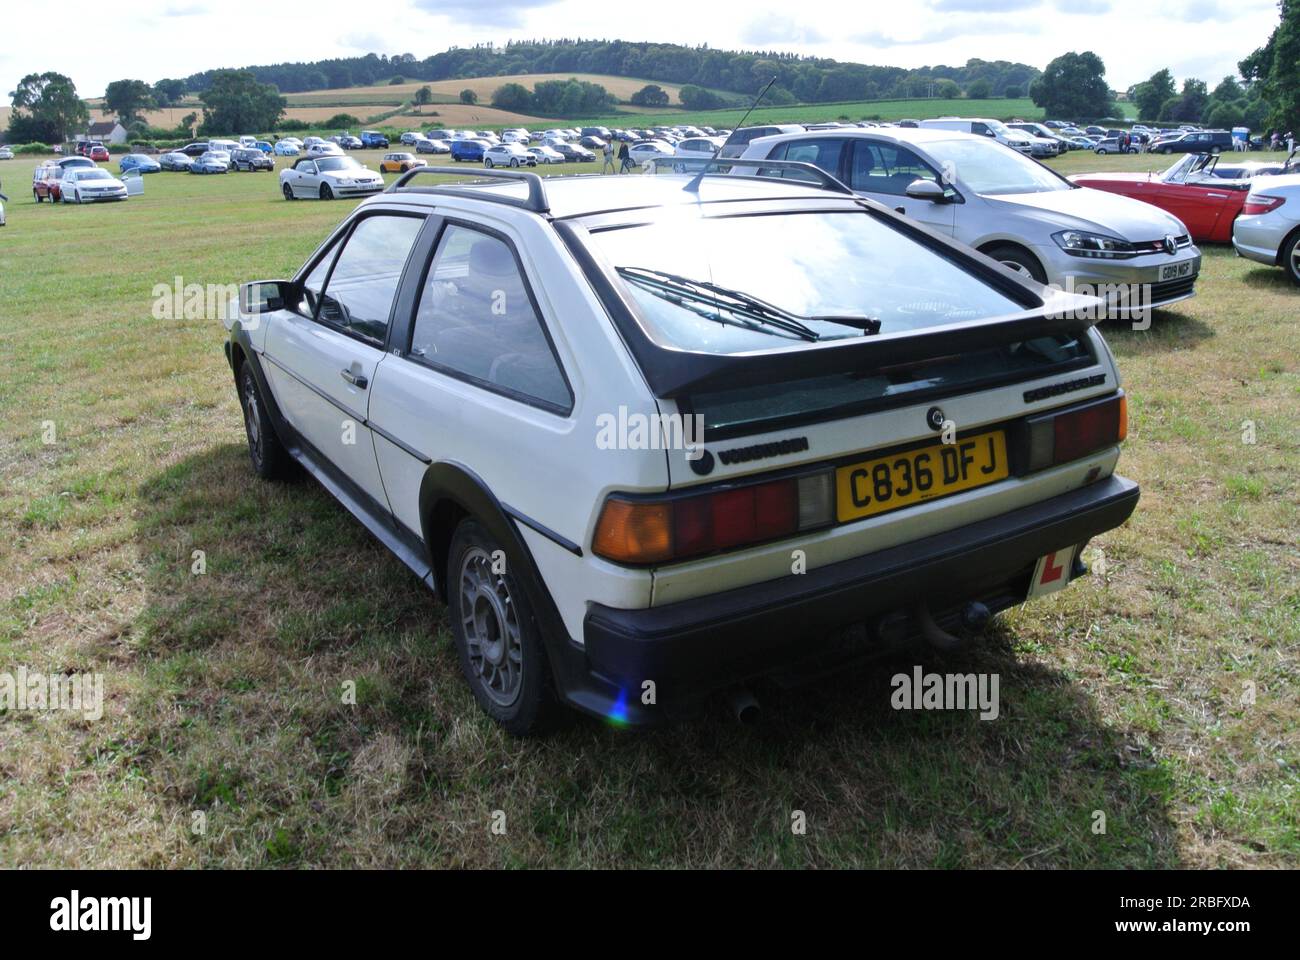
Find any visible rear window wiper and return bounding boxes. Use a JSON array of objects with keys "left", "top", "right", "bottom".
[{"left": 616, "top": 266, "right": 881, "bottom": 341}]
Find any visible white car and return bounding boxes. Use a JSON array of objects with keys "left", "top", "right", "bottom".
[
  {"left": 739, "top": 128, "right": 1202, "bottom": 311},
  {"left": 305, "top": 141, "right": 345, "bottom": 159},
  {"left": 225, "top": 165, "right": 1137, "bottom": 733},
  {"left": 61, "top": 167, "right": 129, "bottom": 203},
  {"left": 527, "top": 145, "right": 565, "bottom": 165},
  {"left": 918, "top": 118, "right": 1035, "bottom": 155},
  {"left": 273, "top": 140, "right": 301, "bottom": 156},
  {"left": 1233, "top": 171, "right": 1300, "bottom": 285},
  {"left": 0, "top": 147, "right": 14, "bottom": 160},
  {"left": 674, "top": 136, "right": 726, "bottom": 162},
  {"left": 279, "top": 155, "right": 383, "bottom": 200},
  {"left": 483, "top": 143, "right": 537, "bottom": 168},
  {"left": 628, "top": 140, "right": 675, "bottom": 166}
]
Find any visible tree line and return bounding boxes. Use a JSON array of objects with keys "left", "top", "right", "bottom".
[{"left": 175, "top": 40, "right": 1041, "bottom": 104}]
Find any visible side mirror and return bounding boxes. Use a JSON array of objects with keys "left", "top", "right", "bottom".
[
  {"left": 904, "top": 179, "right": 948, "bottom": 202},
  {"left": 239, "top": 279, "right": 296, "bottom": 315}
]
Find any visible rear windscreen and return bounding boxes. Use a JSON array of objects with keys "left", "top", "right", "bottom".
[{"left": 587, "top": 210, "right": 1026, "bottom": 355}]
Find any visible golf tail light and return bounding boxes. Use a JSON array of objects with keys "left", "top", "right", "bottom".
[
  {"left": 1241, "top": 195, "right": 1285, "bottom": 216},
  {"left": 592, "top": 471, "right": 834, "bottom": 565},
  {"left": 1023, "top": 393, "right": 1127, "bottom": 472}
]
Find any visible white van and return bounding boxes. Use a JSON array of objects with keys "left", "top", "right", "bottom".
[
  {"left": 208, "top": 138, "right": 242, "bottom": 154},
  {"left": 918, "top": 118, "right": 1034, "bottom": 155}
]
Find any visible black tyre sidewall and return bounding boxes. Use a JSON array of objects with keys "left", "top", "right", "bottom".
[{"left": 447, "top": 519, "right": 557, "bottom": 735}]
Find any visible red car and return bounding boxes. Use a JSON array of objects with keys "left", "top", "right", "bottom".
[
  {"left": 1069, "top": 153, "right": 1257, "bottom": 243},
  {"left": 33, "top": 164, "right": 64, "bottom": 202},
  {"left": 87, "top": 145, "right": 110, "bottom": 162}
]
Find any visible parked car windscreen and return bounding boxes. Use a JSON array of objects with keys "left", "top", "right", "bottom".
[
  {"left": 923, "top": 137, "right": 1071, "bottom": 195},
  {"left": 587, "top": 210, "right": 1022, "bottom": 353},
  {"left": 316, "top": 157, "right": 362, "bottom": 172}
]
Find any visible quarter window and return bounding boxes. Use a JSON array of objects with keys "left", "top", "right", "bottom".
[
  {"left": 849, "top": 142, "right": 941, "bottom": 197},
  {"left": 764, "top": 137, "right": 846, "bottom": 181},
  {"left": 305, "top": 214, "right": 424, "bottom": 346},
  {"left": 409, "top": 225, "right": 569, "bottom": 410}
]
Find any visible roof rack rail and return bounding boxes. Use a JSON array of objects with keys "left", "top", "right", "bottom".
[
  {"left": 650, "top": 157, "right": 854, "bottom": 196},
  {"left": 385, "top": 166, "right": 549, "bottom": 213}
]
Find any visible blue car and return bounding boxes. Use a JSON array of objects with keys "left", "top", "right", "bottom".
[
  {"left": 450, "top": 138, "right": 488, "bottom": 162},
  {"left": 119, "top": 154, "right": 161, "bottom": 174},
  {"left": 254, "top": 141, "right": 274, "bottom": 154}
]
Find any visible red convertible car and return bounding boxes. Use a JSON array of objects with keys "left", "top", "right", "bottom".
[{"left": 1070, "top": 153, "right": 1293, "bottom": 243}]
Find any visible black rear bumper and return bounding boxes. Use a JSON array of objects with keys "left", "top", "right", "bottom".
[{"left": 570, "top": 474, "right": 1138, "bottom": 723}]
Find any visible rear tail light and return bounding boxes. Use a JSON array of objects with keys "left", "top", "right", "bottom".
[
  {"left": 1242, "top": 195, "right": 1285, "bottom": 216},
  {"left": 592, "top": 471, "right": 834, "bottom": 565},
  {"left": 1023, "top": 393, "right": 1127, "bottom": 472}
]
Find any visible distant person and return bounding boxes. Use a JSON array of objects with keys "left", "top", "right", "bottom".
[
  {"left": 1287, "top": 131, "right": 1295, "bottom": 154},
  {"left": 602, "top": 140, "right": 615, "bottom": 174},
  {"left": 618, "top": 141, "right": 632, "bottom": 174}
]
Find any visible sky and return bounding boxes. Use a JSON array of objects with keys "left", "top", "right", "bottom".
[{"left": 4, "top": 0, "right": 1285, "bottom": 100}]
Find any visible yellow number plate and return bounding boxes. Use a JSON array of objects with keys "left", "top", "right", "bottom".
[{"left": 836, "top": 430, "right": 1009, "bottom": 522}]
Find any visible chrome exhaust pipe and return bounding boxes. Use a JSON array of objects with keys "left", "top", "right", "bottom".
[{"left": 727, "top": 685, "right": 761, "bottom": 724}]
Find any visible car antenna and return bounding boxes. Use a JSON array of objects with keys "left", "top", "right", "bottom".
[{"left": 684, "top": 76, "right": 777, "bottom": 194}]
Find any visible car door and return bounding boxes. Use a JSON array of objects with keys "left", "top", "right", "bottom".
[
  {"left": 367, "top": 220, "right": 574, "bottom": 542},
  {"left": 844, "top": 139, "right": 957, "bottom": 236},
  {"left": 292, "top": 160, "right": 318, "bottom": 197},
  {"left": 262, "top": 210, "right": 428, "bottom": 508}
]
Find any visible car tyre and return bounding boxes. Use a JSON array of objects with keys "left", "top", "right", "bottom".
[
  {"left": 1284, "top": 230, "right": 1300, "bottom": 288},
  {"left": 320, "top": 183, "right": 333, "bottom": 200},
  {"left": 283, "top": 182, "right": 294, "bottom": 200},
  {"left": 447, "top": 518, "right": 560, "bottom": 736},
  {"left": 484, "top": 158, "right": 494, "bottom": 169},
  {"left": 34, "top": 190, "right": 42, "bottom": 203},
  {"left": 985, "top": 244, "right": 1047, "bottom": 284},
  {"left": 238, "top": 363, "right": 294, "bottom": 481}
]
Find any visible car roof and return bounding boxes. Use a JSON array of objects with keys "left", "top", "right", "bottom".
[
  {"left": 748, "top": 126, "right": 985, "bottom": 150},
  {"left": 378, "top": 171, "right": 853, "bottom": 220}
]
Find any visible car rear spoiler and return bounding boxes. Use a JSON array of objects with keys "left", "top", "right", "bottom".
[{"left": 555, "top": 213, "right": 1102, "bottom": 400}]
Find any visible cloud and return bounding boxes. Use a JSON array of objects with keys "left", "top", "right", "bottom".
[
  {"left": 1054, "top": 0, "right": 1112, "bottom": 12},
  {"left": 740, "top": 14, "right": 826, "bottom": 46},
  {"left": 1173, "top": 0, "right": 1241, "bottom": 21},
  {"left": 410, "top": 0, "right": 561, "bottom": 28},
  {"left": 161, "top": 3, "right": 208, "bottom": 15},
  {"left": 930, "top": 0, "right": 1040, "bottom": 10},
  {"left": 856, "top": 19, "right": 1043, "bottom": 46}
]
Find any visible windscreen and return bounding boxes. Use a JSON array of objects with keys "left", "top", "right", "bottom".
[{"left": 924, "top": 137, "right": 1072, "bottom": 195}]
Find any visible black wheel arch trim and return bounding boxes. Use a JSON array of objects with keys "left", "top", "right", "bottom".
[{"left": 418, "top": 461, "right": 633, "bottom": 722}]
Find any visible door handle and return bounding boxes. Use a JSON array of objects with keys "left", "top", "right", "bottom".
[
  {"left": 895, "top": 206, "right": 906, "bottom": 214},
  {"left": 340, "top": 368, "right": 368, "bottom": 389}
]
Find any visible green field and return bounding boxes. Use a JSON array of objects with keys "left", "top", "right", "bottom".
[
  {"left": 0, "top": 149, "right": 1295, "bottom": 868},
  {"left": 583, "top": 97, "right": 1137, "bottom": 129}
]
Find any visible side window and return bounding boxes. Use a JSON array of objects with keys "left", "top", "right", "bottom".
[
  {"left": 305, "top": 215, "right": 424, "bottom": 346},
  {"left": 764, "top": 137, "right": 846, "bottom": 182},
  {"left": 409, "top": 224, "right": 570, "bottom": 410},
  {"left": 972, "top": 123, "right": 990, "bottom": 136},
  {"left": 849, "top": 142, "right": 941, "bottom": 197}
]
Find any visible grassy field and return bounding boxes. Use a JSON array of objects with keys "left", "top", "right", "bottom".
[
  {"left": 0, "top": 149, "right": 1295, "bottom": 868},
  {"left": 9, "top": 88, "right": 1139, "bottom": 144}
]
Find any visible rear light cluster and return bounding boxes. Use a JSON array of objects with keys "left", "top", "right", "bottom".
[
  {"left": 1022, "top": 392, "right": 1127, "bottom": 472},
  {"left": 592, "top": 472, "right": 834, "bottom": 565},
  {"left": 593, "top": 392, "right": 1128, "bottom": 567},
  {"left": 1242, "top": 195, "right": 1286, "bottom": 216}
]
